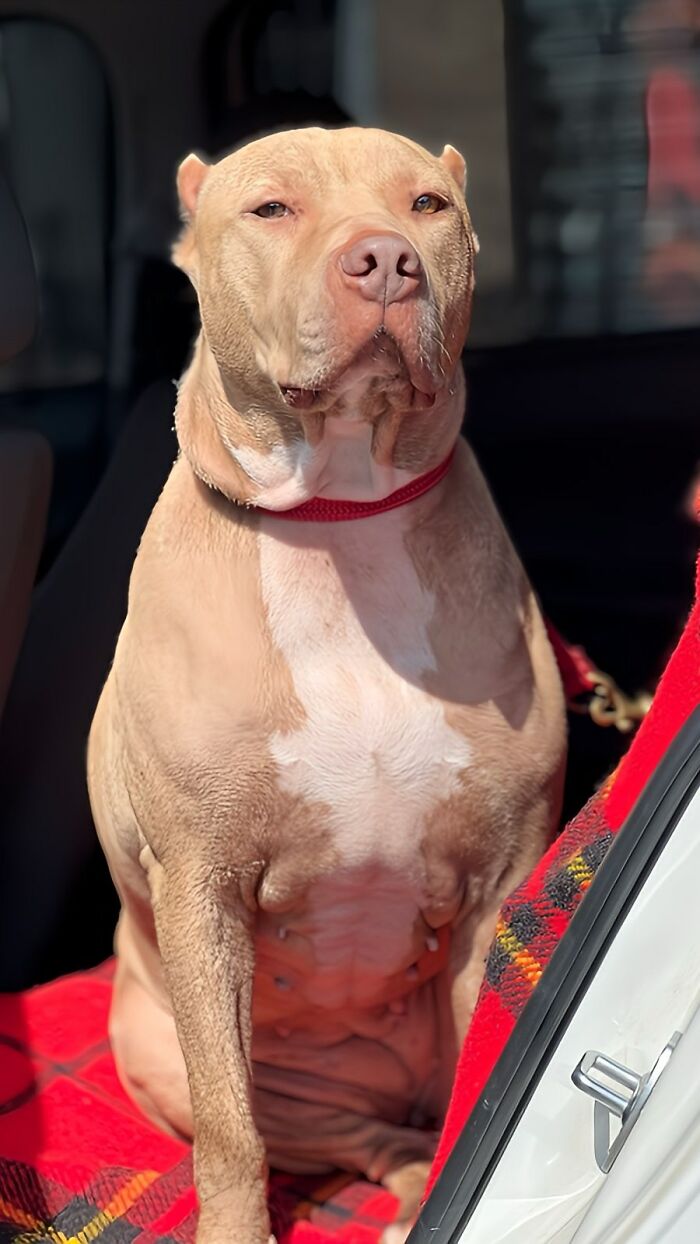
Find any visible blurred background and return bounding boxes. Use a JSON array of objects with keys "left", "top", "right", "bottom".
[{"left": 0, "top": 0, "right": 699, "bottom": 988}]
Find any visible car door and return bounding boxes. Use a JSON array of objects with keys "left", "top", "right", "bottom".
[{"left": 410, "top": 705, "right": 700, "bottom": 1243}]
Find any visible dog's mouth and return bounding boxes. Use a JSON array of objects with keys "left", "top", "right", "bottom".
[{"left": 277, "top": 329, "right": 439, "bottom": 414}]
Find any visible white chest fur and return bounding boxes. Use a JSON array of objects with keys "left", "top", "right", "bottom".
[
  {"left": 257, "top": 511, "right": 473, "bottom": 871},
  {"left": 226, "top": 406, "right": 417, "bottom": 509}
]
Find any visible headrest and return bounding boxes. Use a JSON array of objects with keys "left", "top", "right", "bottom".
[{"left": 0, "top": 171, "right": 37, "bottom": 364}]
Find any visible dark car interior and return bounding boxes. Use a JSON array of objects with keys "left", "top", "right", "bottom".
[{"left": 0, "top": 0, "right": 698, "bottom": 992}]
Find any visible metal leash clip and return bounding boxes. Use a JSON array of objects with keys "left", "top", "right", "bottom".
[{"left": 573, "top": 669, "right": 654, "bottom": 734}]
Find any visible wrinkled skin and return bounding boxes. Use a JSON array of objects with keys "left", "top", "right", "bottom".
[
  {"left": 88, "top": 127, "right": 566, "bottom": 1244},
  {"left": 178, "top": 127, "right": 473, "bottom": 408},
  {"left": 173, "top": 127, "right": 476, "bottom": 512}
]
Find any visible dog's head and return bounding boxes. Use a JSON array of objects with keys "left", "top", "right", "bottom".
[{"left": 174, "top": 127, "right": 477, "bottom": 423}]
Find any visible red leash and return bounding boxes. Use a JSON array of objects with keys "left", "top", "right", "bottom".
[
  {"left": 545, "top": 621, "right": 599, "bottom": 702},
  {"left": 546, "top": 620, "right": 651, "bottom": 732}
]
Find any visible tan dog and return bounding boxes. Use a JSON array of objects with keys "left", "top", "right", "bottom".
[{"left": 88, "top": 126, "right": 566, "bottom": 1244}]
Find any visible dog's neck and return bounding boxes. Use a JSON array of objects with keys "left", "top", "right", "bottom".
[{"left": 175, "top": 335, "right": 465, "bottom": 512}]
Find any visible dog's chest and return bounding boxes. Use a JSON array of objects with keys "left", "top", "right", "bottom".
[{"left": 257, "top": 516, "right": 474, "bottom": 871}]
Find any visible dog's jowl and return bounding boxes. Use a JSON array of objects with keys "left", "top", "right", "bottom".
[{"left": 88, "top": 126, "right": 566, "bottom": 1244}]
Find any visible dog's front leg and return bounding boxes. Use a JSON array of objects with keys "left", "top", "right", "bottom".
[{"left": 148, "top": 853, "right": 272, "bottom": 1244}]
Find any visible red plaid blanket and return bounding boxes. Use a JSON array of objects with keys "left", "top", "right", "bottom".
[
  {"left": 0, "top": 961, "right": 396, "bottom": 1242},
  {"left": 1, "top": 559, "right": 698, "bottom": 1243}
]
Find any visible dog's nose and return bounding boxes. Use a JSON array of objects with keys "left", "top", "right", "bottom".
[{"left": 339, "top": 233, "right": 422, "bottom": 305}]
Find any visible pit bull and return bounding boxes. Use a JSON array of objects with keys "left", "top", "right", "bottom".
[{"left": 87, "top": 126, "right": 566, "bottom": 1244}]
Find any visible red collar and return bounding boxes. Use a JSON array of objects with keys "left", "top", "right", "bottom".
[{"left": 255, "top": 447, "right": 456, "bottom": 522}]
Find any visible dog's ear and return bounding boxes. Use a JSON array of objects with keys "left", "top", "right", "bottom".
[
  {"left": 173, "top": 154, "right": 209, "bottom": 277},
  {"left": 440, "top": 144, "right": 467, "bottom": 194},
  {"left": 177, "top": 153, "right": 209, "bottom": 220},
  {"left": 439, "top": 144, "right": 479, "bottom": 255}
]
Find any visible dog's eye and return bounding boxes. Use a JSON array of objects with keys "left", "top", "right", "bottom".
[
  {"left": 412, "top": 193, "right": 446, "bottom": 215},
  {"left": 253, "top": 202, "right": 289, "bottom": 218}
]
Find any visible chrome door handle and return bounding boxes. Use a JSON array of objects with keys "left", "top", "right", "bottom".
[{"left": 572, "top": 1032, "right": 682, "bottom": 1172}]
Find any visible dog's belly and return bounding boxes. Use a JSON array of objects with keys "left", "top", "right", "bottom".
[
  {"left": 250, "top": 868, "right": 448, "bottom": 1171},
  {"left": 249, "top": 865, "right": 453, "bottom": 1168},
  {"left": 254, "top": 866, "right": 449, "bottom": 1021},
  {"left": 251, "top": 986, "right": 444, "bottom": 1175}
]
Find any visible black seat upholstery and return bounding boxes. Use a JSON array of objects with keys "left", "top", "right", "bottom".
[
  {"left": 0, "top": 170, "right": 37, "bottom": 366},
  {"left": 0, "top": 171, "right": 53, "bottom": 764},
  {"left": 0, "top": 380, "right": 176, "bottom": 989}
]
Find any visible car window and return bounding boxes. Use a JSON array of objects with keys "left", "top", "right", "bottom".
[
  {"left": 505, "top": 0, "right": 700, "bottom": 339},
  {"left": 205, "top": 0, "right": 513, "bottom": 347},
  {"left": 208, "top": 0, "right": 700, "bottom": 345}
]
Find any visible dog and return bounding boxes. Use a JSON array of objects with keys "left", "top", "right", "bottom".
[{"left": 88, "top": 126, "right": 566, "bottom": 1244}]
